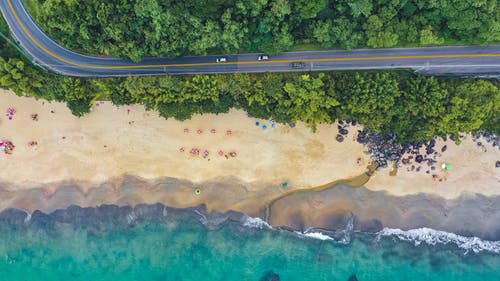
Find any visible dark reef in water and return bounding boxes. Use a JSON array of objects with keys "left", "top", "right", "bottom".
[
  {"left": 348, "top": 274, "right": 358, "bottom": 281},
  {"left": 259, "top": 271, "right": 280, "bottom": 281}
]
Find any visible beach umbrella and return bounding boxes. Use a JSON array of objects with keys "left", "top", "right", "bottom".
[{"left": 441, "top": 163, "right": 453, "bottom": 170}]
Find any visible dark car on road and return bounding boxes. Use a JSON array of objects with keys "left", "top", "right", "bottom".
[{"left": 290, "top": 62, "right": 306, "bottom": 69}]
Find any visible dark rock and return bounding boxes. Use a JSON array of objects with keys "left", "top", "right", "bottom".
[
  {"left": 356, "top": 136, "right": 367, "bottom": 144},
  {"left": 351, "top": 120, "right": 356, "bottom": 126},
  {"left": 336, "top": 134, "right": 344, "bottom": 142},
  {"left": 429, "top": 139, "right": 436, "bottom": 146},
  {"left": 340, "top": 128, "right": 349, "bottom": 135},
  {"left": 338, "top": 125, "right": 343, "bottom": 130},
  {"left": 348, "top": 274, "right": 358, "bottom": 281},
  {"left": 416, "top": 166, "right": 421, "bottom": 172},
  {"left": 441, "top": 145, "right": 447, "bottom": 152},
  {"left": 477, "top": 142, "right": 482, "bottom": 146},
  {"left": 338, "top": 120, "right": 344, "bottom": 125},
  {"left": 496, "top": 161, "right": 500, "bottom": 168},
  {"left": 415, "top": 155, "right": 424, "bottom": 163},
  {"left": 260, "top": 271, "right": 280, "bottom": 281}
]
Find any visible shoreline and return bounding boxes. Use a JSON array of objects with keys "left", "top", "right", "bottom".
[
  {"left": 1, "top": 174, "right": 499, "bottom": 240},
  {"left": 0, "top": 90, "right": 499, "bottom": 240}
]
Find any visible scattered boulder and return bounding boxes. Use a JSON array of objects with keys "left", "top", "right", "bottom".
[
  {"left": 336, "top": 134, "right": 345, "bottom": 142},
  {"left": 340, "top": 128, "right": 349, "bottom": 135},
  {"left": 441, "top": 145, "right": 447, "bottom": 152},
  {"left": 259, "top": 271, "right": 280, "bottom": 281},
  {"left": 415, "top": 155, "right": 423, "bottom": 163}
]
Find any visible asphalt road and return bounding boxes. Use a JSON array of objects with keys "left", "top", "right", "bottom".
[{"left": 1, "top": 0, "right": 499, "bottom": 77}]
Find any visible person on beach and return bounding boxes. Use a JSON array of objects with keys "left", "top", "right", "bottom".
[
  {"left": 31, "top": 114, "right": 38, "bottom": 121},
  {"left": 27, "top": 141, "right": 38, "bottom": 147},
  {"left": 6, "top": 107, "right": 15, "bottom": 120},
  {"left": 202, "top": 150, "right": 209, "bottom": 158}
]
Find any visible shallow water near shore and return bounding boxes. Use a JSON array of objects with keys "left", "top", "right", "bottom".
[{"left": 0, "top": 205, "right": 499, "bottom": 281}]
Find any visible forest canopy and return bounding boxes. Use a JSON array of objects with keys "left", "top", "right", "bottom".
[{"left": 25, "top": 0, "right": 500, "bottom": 61}]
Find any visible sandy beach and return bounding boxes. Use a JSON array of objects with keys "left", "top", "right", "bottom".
[
  {"left": 0, "top": 90, "right": 499, "bottom": 215},
  {"left": 0, "top": 90, "right": 368, "bottom": 188}
]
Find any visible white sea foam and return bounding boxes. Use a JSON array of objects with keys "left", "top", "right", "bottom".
[
  {"left": 242, "top": 216, "right": 271, "bottom": 229},
  {"left": 23, "top": 212, "right": 31, "bottom": 223},
  {"left": 297, "top": 231, "right": 334, "bottom": 241},
  {"left": 377, "top": 227, "right": 500, "bottom": 254},
  {"left": 126, "top": 211, "right": 136, "bottom": 224}
]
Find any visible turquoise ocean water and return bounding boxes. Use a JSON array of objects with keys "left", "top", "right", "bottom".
[{"left": 0, "top": 206, "right": 498, "bottom": 281}]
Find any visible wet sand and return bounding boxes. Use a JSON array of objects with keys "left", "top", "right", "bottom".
[{"left": 0, "top": 176, "right": 499, "bottom": 240}]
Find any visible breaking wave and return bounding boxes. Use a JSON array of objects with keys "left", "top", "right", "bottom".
[
  {"left": 241, "top": 216, "right": 271, "bottom": 229},
  {"left": 377, "top": 227, "right": 500, "bottom": 254},
  {"left": 296, "top": 230, "right": 334, "bottom": 241}
]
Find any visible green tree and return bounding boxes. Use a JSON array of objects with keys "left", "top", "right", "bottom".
[
  {"left": 438, "top": 80, "right": 499, "bottom": 139},
  {"left": 280, "top": 73, "right": 339, "bottom": 129},
  {"left": 0, "top": 58, "right": 42, "bottom": 96},
  {"left": 293, "top": 0, "right": 327, "bottom": 19},
  {"left": 337, "top": 72, "right": 400, "bottom": 130},
  {"left": 60, "top": 77, "right": 95, "bottom": 116},
  {"left": 364, "top": 15, "right": 399, "bottom": 48},
  {"left": 419, "top": 26, "right": 444, "bottom": 45},
  {"left": 347, "top": 0, "right": 373, "bottom": 17}
]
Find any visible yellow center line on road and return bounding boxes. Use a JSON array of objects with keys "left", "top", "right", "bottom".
[{"left": 8, "top": 0, "right": 500, "bottom": 70}]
